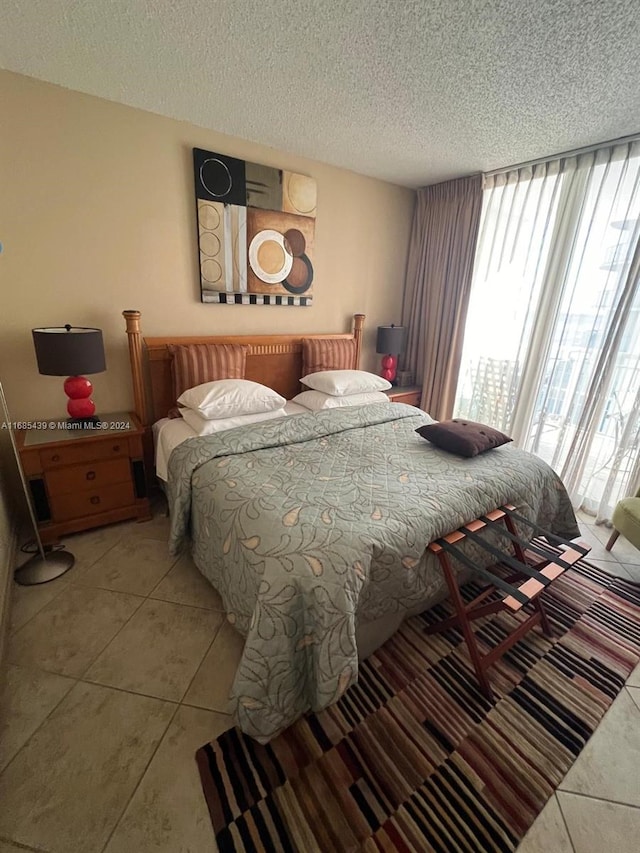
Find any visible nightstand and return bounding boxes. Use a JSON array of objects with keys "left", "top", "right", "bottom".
[
  {"left": 16, "top": 412, "right": 151, "bottom": 544},
  {"left": 385, "top": 385, "right": 422, "bottom": 407}
]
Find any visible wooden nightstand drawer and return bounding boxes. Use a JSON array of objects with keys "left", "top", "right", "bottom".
[
  {"left": 50, "top": 481, "right": 135, "bottom": 522},
  {"left": 385, "top": 386, "right": 422, "bottom": 407},
  {"left": 16, "top": 411, "right": 151, "bottom": 542},
  {"left": 40, "top": 438, "right": 129, "bottom": 469},
  {"left": 46, "top": 457, "right": 131, "bottom": 496},
  {"left": 392, "top": 391, "right": 421, "bottom": 406}
]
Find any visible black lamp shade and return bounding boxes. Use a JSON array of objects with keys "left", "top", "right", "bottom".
[
  {"left": 376, "top": 325, "right": 407, "bottom": 355},
  {"left": 32, "top": 326, "right": 106, "bottom": 376}
]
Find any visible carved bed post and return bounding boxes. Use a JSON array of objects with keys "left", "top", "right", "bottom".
[
  {"left": 353, "top": 313, "right": 365, "bottom": 369},
  {"left": 123, "top": 310, "right": 148, "bottom": 425}
]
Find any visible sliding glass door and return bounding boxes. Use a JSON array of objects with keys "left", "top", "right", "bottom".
[{"left": 455, "top": 143, "right": 640, "bottom": 521}]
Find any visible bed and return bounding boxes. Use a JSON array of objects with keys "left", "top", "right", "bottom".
[{"left": 123, "top": 311, "right": 579, "bottom": 742}]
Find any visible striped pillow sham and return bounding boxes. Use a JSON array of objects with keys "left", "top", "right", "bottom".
[
  {"left": 168, "top": 343, "right": 248, "bottom": 404},
  {"left": 302, "top": 338, "right": 357, "bottom": 375}
]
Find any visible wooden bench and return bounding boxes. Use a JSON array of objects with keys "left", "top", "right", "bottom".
[{"left": 426, "top": 505, "right": 590, "bottom": 700}]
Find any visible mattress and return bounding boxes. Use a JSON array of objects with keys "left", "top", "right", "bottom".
[{"left": 153, "top": 400, "right": 308, "bottom": 481}]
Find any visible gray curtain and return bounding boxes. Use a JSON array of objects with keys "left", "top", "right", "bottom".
[{"left": 401, "top": 174, "right": 483, "bottom": 420}]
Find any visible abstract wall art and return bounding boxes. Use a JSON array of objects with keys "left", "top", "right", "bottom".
[{"left": 193, "top": 148, "right": 317, "bottom": 306}]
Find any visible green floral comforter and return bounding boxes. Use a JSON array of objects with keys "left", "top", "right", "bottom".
[{"left": 167, "top": 403, "right": 578, "bottom": 742}]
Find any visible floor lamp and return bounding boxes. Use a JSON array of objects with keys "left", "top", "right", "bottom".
[{"left": 0, "top": 380, "right": 75, "bottom": 584}]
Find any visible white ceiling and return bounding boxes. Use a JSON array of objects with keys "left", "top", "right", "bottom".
[{"left": 2, "top": 0, "right": 639, "bottom": 187}]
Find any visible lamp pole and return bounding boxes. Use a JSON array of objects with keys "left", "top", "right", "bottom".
[{"left": 0, "top": 380, "right": 75, "bottom": 584}]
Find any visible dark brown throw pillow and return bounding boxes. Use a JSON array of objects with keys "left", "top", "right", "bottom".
[{"left": 415, "top": 419, "right": 512, "bottom": 457}]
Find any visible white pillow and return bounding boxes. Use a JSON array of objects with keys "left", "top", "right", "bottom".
[
  {"left": 292, "top": 390, "right": 390, "bottom": 411},
  {"left": 178, "top": 379, "right": 286, "bottom": 419},
  {"left": 181, "top": 407, "right": 286, "bottom": 436},
  {"left": 301, "top": 369, "right": 391, "bottom": 396}
]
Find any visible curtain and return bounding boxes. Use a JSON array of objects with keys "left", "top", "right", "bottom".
[
  {"left": 455, "top": 142, "right": 640, "bottom": 521},
  {"left": 401, "top": 174, "right": 483, "bottom": 420}
]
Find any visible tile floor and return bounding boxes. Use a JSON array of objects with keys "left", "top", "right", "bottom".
[{"left": 0, "top": 502, "right": 638, "bottom": 852}]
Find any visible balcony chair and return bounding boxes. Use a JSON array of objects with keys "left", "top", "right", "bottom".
[{"left": 606, "top": 488, "right": 640, "bottom": 553}]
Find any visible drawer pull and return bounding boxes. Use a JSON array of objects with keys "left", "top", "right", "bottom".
[
  {"left": 112, "top": 445, "right": 120, "bottom": 453},
  {"left": 86, "top": 471, "right": 96, "bottom": 481},
  {"left": 51, "top": 454, "right": 60, "bottom": 462},
  {"left": 90, "top": 496, "right": 101, "bottom": 505}
]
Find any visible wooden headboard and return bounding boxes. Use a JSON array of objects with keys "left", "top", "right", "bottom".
[{"left": 123, "top": 311, "right": 365, "bottom": 426}]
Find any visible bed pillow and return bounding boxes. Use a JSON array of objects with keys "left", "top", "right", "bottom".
[
  {"left": 168, "top": 343, "right": 248, "bottom": 401},
  {"left": 293, "top": 389, "right": 390, "bottom": 411},
  {"left": 415, "top": 419, "right": 512, "bottom": 457},
  {"left": 302, "top": 337, "right": 357, "bottom": 375},
  {"left": 178, "top": 379, "right": 286, "bottom": 419},
  {"left": 301, "top": 369, "right": 391, "bottom": 396},
  {"left": 181, "top": 407, "right": 286, "bottom": 436}
]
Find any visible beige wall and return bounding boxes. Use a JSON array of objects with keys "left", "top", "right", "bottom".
[{"left": 0, "top": 71, "right": 415, "bottom": 421}]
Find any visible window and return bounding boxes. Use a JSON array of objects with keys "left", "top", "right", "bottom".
[{"left": 455, "top": 143, "right": 640, "bottom": 520}]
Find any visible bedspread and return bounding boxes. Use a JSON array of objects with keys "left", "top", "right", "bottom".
[{"left": 167, "top": 403, "right": 578, "bottom": 742}]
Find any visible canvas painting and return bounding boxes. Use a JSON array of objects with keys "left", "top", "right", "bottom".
[{"left": 193, "top": 148, "right": 316, "bottom": 306}]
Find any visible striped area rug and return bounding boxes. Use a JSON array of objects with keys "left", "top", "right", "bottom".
[{"left": 196, "top": 562, "right": 640, "bottom": 852}]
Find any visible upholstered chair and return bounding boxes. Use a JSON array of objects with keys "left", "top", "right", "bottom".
[{"left": 606, "top": 488, "right": 640, "bottom": 552}]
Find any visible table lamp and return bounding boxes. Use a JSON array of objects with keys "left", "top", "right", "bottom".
[
  {"left": 376, "top": 324, "right": 407, "bottom": 384},
  {"left": 32, "top": 325, "right": 106, "bottom": 425}
]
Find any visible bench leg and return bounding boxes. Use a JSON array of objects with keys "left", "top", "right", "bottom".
[
  {"left": 439, "top": 553, "right": 494, "bottom": 701},
  {"left": 535, "top": 596, "right": 553, "bottom": 638},
  {"left": 606, "top": 530, "right": 620, "bottom": 551}
]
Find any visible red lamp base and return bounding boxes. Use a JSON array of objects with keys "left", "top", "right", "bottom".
[
  {"left": 380, "top": 354, "right": 398, "bottom": 384},
  {"left": 64, "top": 375, "right": 99, "bottom": 425}
]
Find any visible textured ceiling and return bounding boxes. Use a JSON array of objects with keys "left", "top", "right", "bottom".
[{"left": 1, "top": 0, "right": 639, "bottom": 187}]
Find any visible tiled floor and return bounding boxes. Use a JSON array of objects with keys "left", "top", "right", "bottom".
[
  {"left": 517, "top": 511, "right": 640, "bottom": 853},
  {"left": 0, "top": 503, "right": 639, "bottom": 852},
  {"left": 0, "top": 496, "right": 236, "bottom": 853}
]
